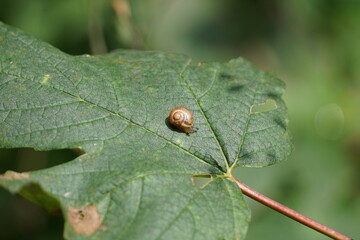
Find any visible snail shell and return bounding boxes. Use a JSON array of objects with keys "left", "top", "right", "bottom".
[{"left": 169, "top": 107, "right": 198, "bottom": 134}]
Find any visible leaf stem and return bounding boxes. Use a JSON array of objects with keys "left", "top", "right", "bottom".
[{"left": 233, "top": 177, "right": 352, "bottom": 240}]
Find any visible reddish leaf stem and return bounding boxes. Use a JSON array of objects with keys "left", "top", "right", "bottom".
[{"left": 233, "top": 177, "right": 352, "bottom": 240}]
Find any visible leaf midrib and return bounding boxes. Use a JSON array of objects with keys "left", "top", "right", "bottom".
[
  {"left": 231, "top": 82, "right": 258, "bottom": 169},
  {"left": 179, "top": 60, "right": 230, "bottom": 172}
]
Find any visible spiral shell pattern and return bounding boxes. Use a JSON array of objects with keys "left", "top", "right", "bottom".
[{"left": 169, "top": 107, "right": 195, "bottom": 133}]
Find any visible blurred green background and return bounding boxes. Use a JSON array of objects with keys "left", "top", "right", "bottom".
[{"left": 0, "top": 0, "right": 359, "bottom": 239}]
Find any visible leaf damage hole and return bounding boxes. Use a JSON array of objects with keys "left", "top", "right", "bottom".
[
  {"left": 0, "top": 148, "right": 83, "bottom": 173},
  {"left": 67, "top": 205, "right": 101, "bottom": 235},
  {"left": 190, "top": 174, "right": 213, "bottom": 189},
  {"left": 250, "top": 99, "right": 277, "bottom": 114}
]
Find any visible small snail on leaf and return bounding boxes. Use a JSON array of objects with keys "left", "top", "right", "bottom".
[{"left": 169, "top": 107, "right": 198, "bottom": 134}]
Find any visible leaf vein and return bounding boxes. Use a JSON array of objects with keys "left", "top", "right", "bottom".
[
  {"left": 155, "top": 188, "right": 202, "bottom": 240},
  {"left": 0, "top": 100, "right": 79, "bottom": 112},
  {"left": 179, "top": 60, "right": 229, "bottom": 172},
  {"left": 198, "top": 69, "right": 218, "bottom": 99},
  {"left": 223, "top": 179, "right": 241, "bottom": 240},
  {"left": 116, "top": 177, "right": 144, "bottom": 239},
  {"left": 232, "top": 87, "right": 257, "bottom": 168},
  {"left": 7, "top": 113, "right": 111, "bottom": 137}
]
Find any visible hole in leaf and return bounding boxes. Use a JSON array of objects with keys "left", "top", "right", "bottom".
[
  {"left": 250, "top": 99, "right": 277, "bottom": 114},
  {"left": 190, "top": 174, "right": 213, "bottom": 189},
  {"left": 0, "top": 148, "right": 82, "bottom": 173},
  {"left": 0, "top": 148, "right": 74, "bottom": 238}
]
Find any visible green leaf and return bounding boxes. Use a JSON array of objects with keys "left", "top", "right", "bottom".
[{"left": 0, "top": 22, "right": 292, "bottom": 240}]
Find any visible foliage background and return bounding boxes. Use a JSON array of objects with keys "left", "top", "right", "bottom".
[{"left": 0, "top": 0, "right": 359, "bottom": 239}]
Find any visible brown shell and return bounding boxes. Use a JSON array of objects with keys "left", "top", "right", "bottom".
[{"left": 169, "top": 107, "right": 196, "bottom": 133}]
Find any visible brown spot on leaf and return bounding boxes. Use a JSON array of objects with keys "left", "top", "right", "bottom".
[
  {"left": 0, "top": 170, "right": 29, "bottom": 180},
  {"left": 67, "top": 205, "right": 101, "bottom": 235},
  {"left": 197, "top": 62, "right": 203, "bottom": 66}
]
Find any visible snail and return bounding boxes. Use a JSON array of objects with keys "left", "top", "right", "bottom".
[{"left": 169, "top": 107, "right": 198, "bottom": 134}]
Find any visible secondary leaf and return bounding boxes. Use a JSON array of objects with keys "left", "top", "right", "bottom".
[{"left": 0, "top": 22, "right": 292, "bottom": 240}]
